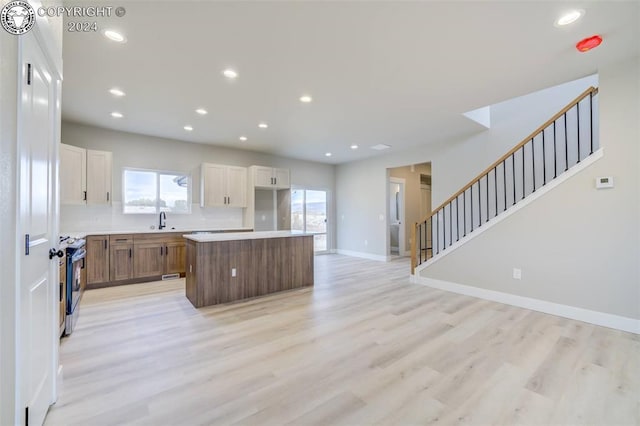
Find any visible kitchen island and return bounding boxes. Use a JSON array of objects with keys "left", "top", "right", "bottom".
[{"left": 184, "top": 231, "right": 314, "bottom": 308}]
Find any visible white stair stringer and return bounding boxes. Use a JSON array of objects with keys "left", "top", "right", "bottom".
[{"left": 414, "top": 148, "right": 604, "bottom": 277}]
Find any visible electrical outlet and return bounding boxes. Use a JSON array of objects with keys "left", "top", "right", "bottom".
[
  {"left": 232, "top": 268, "right": 237, "bottom": 277},
  {"left": 513, "top": 268, "right": 522, "bottom": 280}
]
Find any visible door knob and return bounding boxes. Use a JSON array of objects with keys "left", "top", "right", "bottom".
[{"left": 49, "top": 248, "right": 64, "bottom": 259}]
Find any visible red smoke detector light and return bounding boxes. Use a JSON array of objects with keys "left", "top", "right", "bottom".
[{"left": 576, "top": 35, "right": 603, "bottom": 52}]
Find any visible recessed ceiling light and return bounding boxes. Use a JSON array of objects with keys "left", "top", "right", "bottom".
[
  {"left": 555, "top": 10, "right": 584, "bottom": 27},
  {"left": 104, "top": 30, "right": 126, "bottom": 43},
  {"left": 350, "top": 144, "right": 359, "bottom": 150},
  {"left": 258, "top": 122, "right": 268, "bottom": 129},
  {"left": 195, "top": 108, "right": 207, "bottom": 115},
  {"left": 299, "top": 95, "right": 313, "bottom": 103},
  {"left": 109, "top": 88, "right": 125, "bottom": 97},
  {"left": 371, "top": 144, "right": 391, "bottom": 150},
  {"left": 223, "top": 69, "right": 238, "bottom": 79},
  {"left": 239, "top": 136, "right": 247, "bottom": 141},
  {"left": 110, "top": 112, "right": 123, "bottom": 118},
  {"left": 325, "top": 152, "right": 332, "bottom": 157},
  {"left": 184, "top": 125, "right": 193, "bottom": 131}
]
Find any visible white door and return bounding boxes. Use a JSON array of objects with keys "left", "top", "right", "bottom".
[
  {"left": 18, "top": 32, "right": 59, "bottom": 426},
  {"left": 389, "top": 178, "right": 406, "bottom": 256}
]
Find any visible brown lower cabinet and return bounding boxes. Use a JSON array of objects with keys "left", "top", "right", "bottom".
[
  {"left": 110, "top": 235, "right": 134, "bottom": 281},
  {"left": 134, "top": 234, "right": 185, "bottom": 278},
  {"left": 86, "top": 232, "right": 186, "bottom": 288},
  {"left": 86, "top": 235, "right": 110, "bottom": 285}
]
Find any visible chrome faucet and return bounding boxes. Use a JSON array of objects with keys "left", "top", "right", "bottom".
[{"left": 159, "top": 211, "right": 167, "bottom": 230}]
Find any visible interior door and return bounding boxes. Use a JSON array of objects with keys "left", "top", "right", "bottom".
[
  {"left": 19, "top": 32, "right": 58, "bottom": 426},
  {"left": 389, "top": 178, "right": 405, "bottom": 256}
]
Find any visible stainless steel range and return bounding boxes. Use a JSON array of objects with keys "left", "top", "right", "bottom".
[{"left": 61, "top": 236, "right": 86, "bottom": 335}]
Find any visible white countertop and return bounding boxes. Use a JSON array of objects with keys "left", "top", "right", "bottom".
[
  {"left": 63, "top": 227, "right": 253, "bottom": 238},
  {"left": 184, "top": 230, "right": 310, "bottom": 242}
]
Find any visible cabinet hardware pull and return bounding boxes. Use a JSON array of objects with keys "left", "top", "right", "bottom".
[
  {"left": 129, "top": 248, "right": 132, "bottom": 258},
  {"left": 83, "top": 191, "right": 87, "bottom": 201},
  {"left": 107, "top": 192, "right": 110, "bottom": 201},
  {"left": 160, "top": 247, "right": 163, "bottom": 256},
  {"left": 104, "top": 240, "right": 107, "bottom": 249},
  {"left": 228, "top": 196, "right": 231, "bottom": 204}
]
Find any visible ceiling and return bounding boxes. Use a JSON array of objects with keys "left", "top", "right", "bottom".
[{"left": 61, "top": 1, "right": 640, "bottom": 164}]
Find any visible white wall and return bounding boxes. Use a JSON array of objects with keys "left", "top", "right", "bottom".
[
  {"left": 60, "top": 122, "right": 336, "bottom": 241},
  {"left": 336, "top": 75, "right": 597, "bottom": 258},
  {"left": 420, "top": 57, "right": 639, "bottom": 320}
]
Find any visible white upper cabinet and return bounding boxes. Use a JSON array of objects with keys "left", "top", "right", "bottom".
[
  {"left": 86, "top": 149, "right": 112, "bottom": 204},
  {"left": 60, "top": 144, "right": 112, "bottom": 205},
  {"left": 60, "top": 144, "right": 87, "bottom": 204},
  {"left": 251, "top": 166, "right": 290, "bottom": 189},
  {"left": 201, "top": 163, "right": 247, "bottom": 208}
]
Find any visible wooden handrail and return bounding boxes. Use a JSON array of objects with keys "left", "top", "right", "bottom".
[{"left": 414, "top": 86, "right": 598, "bottom": 226}]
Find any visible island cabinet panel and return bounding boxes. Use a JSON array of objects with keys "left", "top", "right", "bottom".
[{"left": 185, "top": 234, "right": 314, "bottom": 308}]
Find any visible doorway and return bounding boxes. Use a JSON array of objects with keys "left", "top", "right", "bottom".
[
  {"left": 389, "top": 178, "right": 405, "bottom": 256},
  {"left": 291, "top": 189, "right": 328, "bottom": 252}
]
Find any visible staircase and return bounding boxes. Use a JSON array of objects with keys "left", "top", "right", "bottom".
[{"left": 411, "top": 86, "right": 599, "bottom": 273}]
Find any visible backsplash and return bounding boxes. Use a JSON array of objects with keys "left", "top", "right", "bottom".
[{"left": 61, "top": 202, "right": 244, "bottom": 233}]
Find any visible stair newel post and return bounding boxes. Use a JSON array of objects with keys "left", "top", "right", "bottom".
[{"left": 411, "top": 221, "right": 417, "bottom": 274}]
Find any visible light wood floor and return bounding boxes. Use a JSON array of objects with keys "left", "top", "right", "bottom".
[{"left": 45, "top": 255, "right": 639, "bottom": 426}]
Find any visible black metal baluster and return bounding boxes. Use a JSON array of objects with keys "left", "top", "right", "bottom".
[
  {"left": 430, "top": 216, "right": 434, "bottom": 259},
  {"left": 449, "top": 202, "right": 453, "bottom": 246},
  {"left": 577, "top": 101, "right": 581, "bottom": 163},
  {"left": 463, "top": 190, "right": 467, "bottom": 237},
  {"left": 493, "top": 168, "right": 497, "bottom": 219},
  {"left": 470, "top": 184, "right": 474, "bottom": 232},
  {"left": 590, "top": 92, "right": 594, "bottom": 154},
  {"left": 443, "top": 206, "right": 447, "bottom": 251},
  {"left": 521, "top": 145, "right": 525, "bottom": 200},
  {"left": 503, "top": 161, "right": 507, "bottom": 211},
  {"left": 542, "top": 128, "right": 546, "bottom": 186},
  {"left": 512, "top": 154, "right": 516, "bottom": 205},
  {"left": 553, "top": 120, "right": 557, "bottom": 178},
  {"left": 485, "top": 175, "right": 489, "bottom": 223},
  {"left": 532, "top": 138, "right": 536, "bottom": 193},
  {"left": 418, "top": 222, "right": 422, "bottom": 264},
  {"left": 478, "top": 182, "right": 482, "bottom": 228},
  {"left": 456, "top": 197, "right": 460, "bottom": 241},
  {"left": 436, "top": 211, "right": 440, "bottom": 254},
  {"left": 564, "top": 112, "right": 569, "bottom": 171}
]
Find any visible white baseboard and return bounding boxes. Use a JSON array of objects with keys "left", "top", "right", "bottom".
[
  {"left": 411, "top": 275, "right": 640, "bottom": 334},
  {"left": 336, "top": 249, "right": 389, "bottom": 262}
]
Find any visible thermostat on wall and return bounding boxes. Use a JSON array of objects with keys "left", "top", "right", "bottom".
[{"left": 595, "top": 176, "right": 614, "bottom": 189}]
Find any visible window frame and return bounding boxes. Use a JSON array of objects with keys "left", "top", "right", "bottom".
[{"left": 122, "top": 167, "right": 192, "bottom": 215}]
